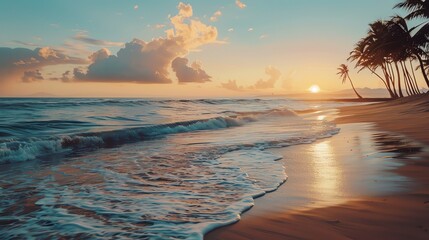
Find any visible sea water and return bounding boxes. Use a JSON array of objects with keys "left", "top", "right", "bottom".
[{"left": 0, "top": 98, "right": 343, "bottom": 239}]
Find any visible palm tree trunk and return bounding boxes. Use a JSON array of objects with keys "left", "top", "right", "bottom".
[
  {"left": 404, "top": 62, "right": 419, "bottom": 94},
  {"left": 402, "top": 63, "right": 411, "bottom": 96},
  {"left": 347, "top": 76, "right": 363, "bottom": 99},
  {"left": 401, "top": 62, "right": 416, "bottom": 95},
  {"left": 383, "top": 63, "right": 397, "bottom": 97},
  {"left": 395, "top": 62, "right": 404, "bottom": 97},
  {"left": 415, "top": 54, "right": 429, "bottom": 88},
  {"left": 368, "top": 68, "right": 396, "bottom": 98},
  {"left": 409, "top": 60, "right": 421, "bottom": 94},
  {"left": 401, "top": 62, "right": 414, "bottom": 95}
]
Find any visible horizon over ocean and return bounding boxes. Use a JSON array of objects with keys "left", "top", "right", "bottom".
[{"left": 0, "top": 97, "right": 347, "bottom": 239}]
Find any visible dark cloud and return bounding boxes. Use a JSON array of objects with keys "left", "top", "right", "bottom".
[
  {"left": 0, "top": 47, "right": 87, "bottom": 82},
  {"left": 22, "top": 69, "right": 43, "bottom": 82},
  {"left": 172, "top": 57, "right": 211, "bottom": 83}
]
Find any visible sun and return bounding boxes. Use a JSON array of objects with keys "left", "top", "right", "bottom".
[{"left": 309, "top": 85, "right": 320, "bottom": 93}]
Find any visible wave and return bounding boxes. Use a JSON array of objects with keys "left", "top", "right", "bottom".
[
  {"left": 0, "top": 107, "right": 305, "bottom": 164},
  {"left": 0, "top": 116, "right": 254, "bottom": 164}
]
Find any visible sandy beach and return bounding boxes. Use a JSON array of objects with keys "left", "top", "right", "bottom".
[{"left": 206, "top": 94, "right": 429, "bottom": 240}]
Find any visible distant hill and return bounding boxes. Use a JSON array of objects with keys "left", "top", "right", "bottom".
[
  {"left": 268, "top": 87, "right": 429, "bottom": 100},
  {"left": 332, "top": 88, "right": 391, "bottom": 98}
]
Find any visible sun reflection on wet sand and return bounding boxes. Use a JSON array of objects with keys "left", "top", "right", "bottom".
[{"left": 310, "top": 140, "right": 341, "bottom": 204}]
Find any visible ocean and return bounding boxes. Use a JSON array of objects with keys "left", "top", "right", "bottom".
[{"left": 0, "top": 97, "right": 344, "bottom": 239}]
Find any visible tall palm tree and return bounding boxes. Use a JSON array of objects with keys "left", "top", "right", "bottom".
[
  {"left": 395, "top": 1, "right": 429, "bottom": 90},
  {"left": 337, "top": 64, "right": 363, "bottom": 99},
  {"left": 389, "top": 16, "right": 429, "bottom": 89}
]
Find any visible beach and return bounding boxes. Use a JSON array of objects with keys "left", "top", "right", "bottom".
[{"left": 206, "top": 94, "right": 429, "bottom": 240}]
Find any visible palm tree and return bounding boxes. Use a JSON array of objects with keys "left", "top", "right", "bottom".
[
  {"left": 388, "top": 16, "right": 429, "bottom": 89},
  {"left": 348, "top": 39, "right": 397, "bottom": 98},
  {"left": 395, "top": 1, "right": 429, "bottom": 90},
  {"left": 337, "top": 64, "right": 363, "bottom": 99},
  {"left": 394, "top": 0, "right": 429, "bottom": 20}
]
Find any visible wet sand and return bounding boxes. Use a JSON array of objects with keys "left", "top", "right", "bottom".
[{"left": 206, "top": 94, "right": 429, "bottom": 240}]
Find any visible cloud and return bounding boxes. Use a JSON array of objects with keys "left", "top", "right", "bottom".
[
  {"left": 154, "top": 24, "right": 166, "bottom": 29},
  {"left": 210, "top": 10, "right": 222, "bottom": 22},
  {"left": 89, "top": 48, "right": 111, "bottom": 62},
  {"left": 221, "top": 67, "right": 281, "bottom": 91},
  {"left": 50, "top": 70, "right": 72, "bottom": 82},
  {"left": 172, "top": 57, "right": 211, "bottom": 83},
  {"left": 22, "top": 69, "right": 43, "bottom": 82},
  {"left": 228, "top": 28, "right": 234, "bottom": 32},
  {"left": 248, "top": 28, "right": 253, "bottom": 32},
  {"left": 166, "top": 2, "right": 218, "bottom": 49},
  {"left": 0, "top": 47, "right": 87, "bottom": 82},
  {"left": 73, "top": 38, "right": 180, "bottom": 83},
  {"left": 12, "top": 40, "right": 39, "bottom": 47},
  {"left": 252, "top": 66, "right": 281, "bottom": 89},
  {"left": 74, "top": 2, "right": 218, "bottom": 84},
  {"left": 134, "top": 5, "right": 139, "bottom": 10},
  {"left": 235, "top": 0, "right": 246, "bottom": 9},
  {"left": 221, "top": 79, "right": 244, "bottom": 91},
  {"left": 60, "top": 71, "right": 72, "bottom": 82},
  {"left": 73, "top": 32, "right": 124, "bottom": 47},
  {"left": 259, "top": 34, "right": 268, "bottom": 39}
]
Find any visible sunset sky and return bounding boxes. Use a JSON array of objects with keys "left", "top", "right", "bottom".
[{"left": 0, "top": 0, "right": 409, "bottom": 97}]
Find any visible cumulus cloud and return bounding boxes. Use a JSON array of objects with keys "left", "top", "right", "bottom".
[
  {"left": 221, "top": 79, "right": 244, "bottom": 91},
  {"left": 73, "top": 32, "right": 124, "bottom": 47},
  {"left": 73, "top": 38, "right": 181, "bottom": 83},
  {"left": 166, "top": 2, "right": 218, "bottom": 49},
  {"left": 74, "top": 2, "right": 218, "bottom": 84},
  {"left": 210, "top": 10, "right": 222, "bottom": 22},
  {"left": 252, "top": 66, "right": 281, "bottom": 89},
  {"left": 236, "top": 0, "right": 246, "bottom": 9},
  {"left": 0, "top": 47, "right": 87, "bottom": 82},
  {"left": 22, "top": 69, "right": 43, "bottom": 82},
  {"left": 89, "top": 48, "right": 111, "bottom": 62},
  {"left": 172, "top": 57, "right": 211, "bottom": 83}
]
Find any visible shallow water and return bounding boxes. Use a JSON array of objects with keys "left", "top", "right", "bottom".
[{"left": 0, "top": 98, "right": 358, "bottom": 239}]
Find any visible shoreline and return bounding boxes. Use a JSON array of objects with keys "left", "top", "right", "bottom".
[{"left": 205, "top": 95, "right": 429, "bottom": 239}]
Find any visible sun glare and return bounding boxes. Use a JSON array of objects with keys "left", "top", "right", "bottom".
[{"left": 309, "top": 85, "right": 320, "bottom": 93}]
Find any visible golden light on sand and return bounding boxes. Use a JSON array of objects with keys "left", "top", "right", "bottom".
[
  {"left": 317, "top": 115, "right": 326, "bottom": 121},
  {"left": 309, "top": 85, "right": 320, "bottom": 93},
  {"left": 311, "top": 140, "right": 340, "bottom": 204}
]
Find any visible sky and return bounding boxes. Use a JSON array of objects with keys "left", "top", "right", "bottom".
[{"left": 0, "top": 0, "right": 413, "bottom": 97}]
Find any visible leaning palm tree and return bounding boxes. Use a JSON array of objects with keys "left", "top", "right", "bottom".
[{"left": 337, "top": 64, "right": 363, "bottom": 99}]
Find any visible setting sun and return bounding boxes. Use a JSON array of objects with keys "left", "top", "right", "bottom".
[{"left": 309, "top": 85, "right": 320, "bottom": 93}]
